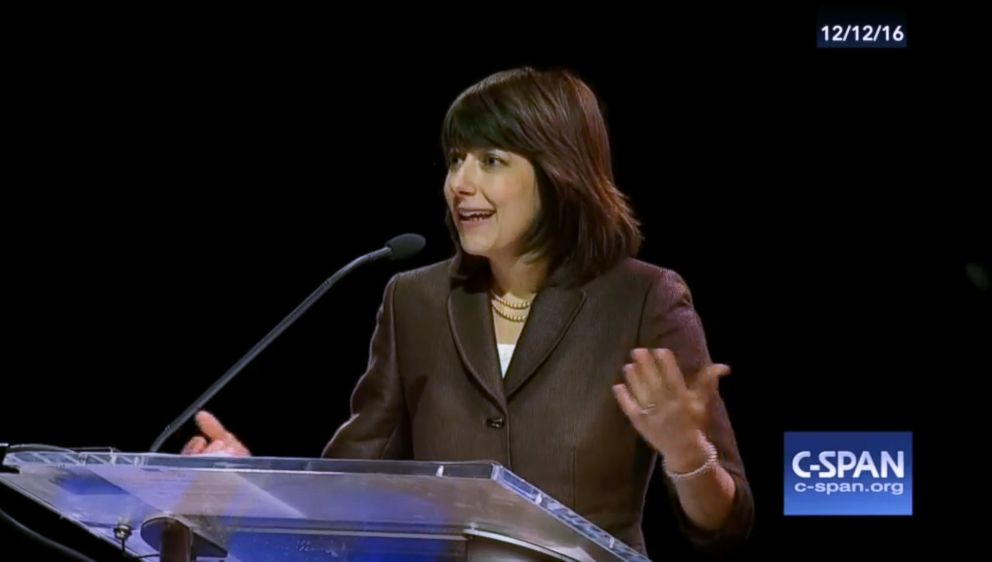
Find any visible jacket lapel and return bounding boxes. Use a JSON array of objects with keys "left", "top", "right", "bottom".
[
  {"left": 447, "top": 283, "right": 506, "bottom": 411},
  {"left": 502, "top": 285, "right": 586, "bottom": 399}
]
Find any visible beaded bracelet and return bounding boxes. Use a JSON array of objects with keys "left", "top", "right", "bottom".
[{"left": 664, "top": 437, "right": 719, "bottom": 482}]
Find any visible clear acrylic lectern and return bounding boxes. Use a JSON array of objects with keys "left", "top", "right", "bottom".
[{"left": 0, "top": 450, "right": 650, "bottom": 561}]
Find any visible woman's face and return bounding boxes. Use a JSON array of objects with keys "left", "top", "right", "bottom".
[{"left": 445, "top": 147, "right": 541, "bottom": 261}]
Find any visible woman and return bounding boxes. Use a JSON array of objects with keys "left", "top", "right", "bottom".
[{"left": 185, "top": 67, "right": 754, "bottom": 556}]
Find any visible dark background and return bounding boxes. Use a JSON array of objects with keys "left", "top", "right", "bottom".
[{"left": 2, "top": 4, "right": 986, "bottom": 560}]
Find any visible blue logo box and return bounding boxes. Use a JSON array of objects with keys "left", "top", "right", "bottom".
[{"left": 784, "top": 432, "right": 912, "bottom": 515}]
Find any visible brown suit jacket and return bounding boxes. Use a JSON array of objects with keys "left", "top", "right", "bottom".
[{"left": 323, "top": 255, "right": 754, "bottom": 555}]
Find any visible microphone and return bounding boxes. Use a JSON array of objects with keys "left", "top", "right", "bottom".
[{"left": 148, "top": 233, "right": 426, "bottom": 452}]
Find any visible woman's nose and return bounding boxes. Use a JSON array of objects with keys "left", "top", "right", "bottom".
[{"left": 448, "top": 158, "right": 479, "bottom": 195}]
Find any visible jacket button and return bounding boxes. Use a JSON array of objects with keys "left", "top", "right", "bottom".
[{"left": 486, "top": 416, "right": 505, "bottom": 429}]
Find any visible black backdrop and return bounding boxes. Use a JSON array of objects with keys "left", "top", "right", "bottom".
[{"left": 2, "top": 5, "right": 986, "bottom": 560}]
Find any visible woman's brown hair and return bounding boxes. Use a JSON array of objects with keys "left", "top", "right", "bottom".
[{"left": 442, "top": 67, "right": 642, "bottom": 283}]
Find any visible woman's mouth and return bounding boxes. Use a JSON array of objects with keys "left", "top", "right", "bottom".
[{"left": 457, "top": 209, "right": 495, "bottom": 226}]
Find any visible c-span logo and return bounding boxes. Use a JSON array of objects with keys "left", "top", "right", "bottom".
[{"left": 784, "top": 432, "right": 912, "bottom": 515}]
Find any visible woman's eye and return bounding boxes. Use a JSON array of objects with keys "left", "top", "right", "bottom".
[{"left": 484, "top": 154, "right": 505, "bottom": 167}]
